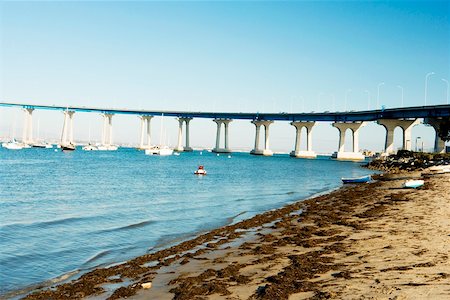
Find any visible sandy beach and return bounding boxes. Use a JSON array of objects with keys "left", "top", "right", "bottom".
[{"left": 22, "top": 170, "right": 450, "bottom": 300}]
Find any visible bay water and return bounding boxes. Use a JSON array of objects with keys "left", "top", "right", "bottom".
[{"left": 0, "top": 147, "right": 372, "bottom": 296}]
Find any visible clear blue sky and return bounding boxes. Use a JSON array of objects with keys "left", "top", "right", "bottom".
[{"left": 0, "top": 0, "right": 449, "bottom": 152}]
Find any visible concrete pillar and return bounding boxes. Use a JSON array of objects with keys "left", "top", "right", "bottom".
[
  {"left": 250, "top": 120, "right": 273, "bottom": 156},
  {"left": 22, "top": 108, "right": 34, "bottom": 145},
  {"left": 254, "top": 122, "right": 261, "bottom": 151},
  {"left": 139, "top": 117, "right": 146, "bottom": 148},
  {"left": 146, "top": 117, "right": 152, "bottom": 147},
  {"left": 377, "top": 119, "right": 419, "bottom": 154},
  {"left": 214, "top": 119, "right": 222, "bottom": 150},
  {"left": 184, "top": 118, "right": 192, "bottom": 151},
  {"left": 108, "top": 114, "right": 113, "bottom": 145},
  {"left": 424, "top": 117, "right": 449, "bottom": 153},
  {"left": 264, "top": 123, "right": 270, "bottom": 150},
  {"left": 290, "top": 121, "right": 316, "bottom": 158},
  {"left": 212, "top": 119, "right": 232, "bottom": 153},
  {"left": 306, "top": 125, "right": 314, "bottom": 152},
  {"left": 102, "top": 114, "right": 114, "bottom": 146},
  {"left": 338, "top": 127, "right": 346, "bottom": 153},
  {"left": 293, "top": 124, "right": 301, "bottom": 154},
  {"left": 176, "top": 118, "right": 184, "bottom": 152},
  {"left": 139, "top": 116, "right": 153, "bottom": 149},
  {"left": 332, "top": 122, "right": 367, "bottom": 160},
  {"left": 223, "top": 120, "right": 232, "bottom": 150}
]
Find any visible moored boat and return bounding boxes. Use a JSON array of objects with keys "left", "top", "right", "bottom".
[
  {"left": 341, "top": 175, "right": 371, "bottom": 184},
  {"left": 61, "top": 143, "right": 76, "bottom": 152},
  {"left": 403, "top": 179, "right": 424, "bottom": 188},
  {"left": 145, "top": 145, "right": 173, "bottom": 156},
  {"left": 2, "top": 139, "right": 24, "bottom": 150},
  {"left": 82, "top": 144, "right": 98, "bottom": 151}
]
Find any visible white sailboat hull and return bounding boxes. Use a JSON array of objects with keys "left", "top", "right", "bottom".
[
  {"left": 3, "top": 142, "right": 23, "bottom": 150},
  {"left": 145, "top": 146, "right": 173, "bottom": 156}
]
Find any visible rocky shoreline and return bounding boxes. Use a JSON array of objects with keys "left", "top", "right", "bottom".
[{"left": 365, "top": 150, "right": 450, "bottom": 173}]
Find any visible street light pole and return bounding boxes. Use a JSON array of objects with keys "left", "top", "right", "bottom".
[
  {"left": 424, "top": 72, "right": 435, "bottom": 105},
  {"left": 317, "top": 92, "right": 323, "bottom": 112},
  {"left": 397, "top": 85, "right": 404, "bottom": 107},
  {"left": 442, "top": 78, "right": 449, "bottom": 105},
  {"left": 330, "top": 94, "right": 336, "bottom": 112},
  {"left": 377, "top": 82, "right": 385, "bottom": 109},
  {"left": 345, "top": 89, "right": 352, "bottom": 111},
  {"left": 364, "top": 90, "right": 370, "bottom": 110}
]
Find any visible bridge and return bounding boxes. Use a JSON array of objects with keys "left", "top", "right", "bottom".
[{"left": 1, "top": 101, "right": 449, "bottom": 159}]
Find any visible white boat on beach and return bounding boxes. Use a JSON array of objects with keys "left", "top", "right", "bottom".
[{"left": 403, "top": 179, "right": 424, "bottom": 189}]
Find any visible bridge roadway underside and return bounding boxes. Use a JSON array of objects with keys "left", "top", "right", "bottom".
[{"left": 0, "top": 102, "right": 449, "bottom": 122}]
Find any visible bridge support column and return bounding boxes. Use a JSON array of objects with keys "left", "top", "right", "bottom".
[
  {"left": 331, "top": 122, "right": 367, "bottom": 160},
  {"left": 212, "top": 119, "right": 232, "bottom": 153},
  {"left": 289, "top": 121, "right": 316, "bottom": 158},
  {"left": 424, "top": 118, "right": 449, "bottom": 153},
  {"left": 21, "top": 108, "right": 34, "bottom": 145},
  {"left": 100, "top": 113, "right": 115, "bottom": 150},
  {"left": 175, "top": 117, "right": 193, "bottom": 152},
  {"left": 61, "top": 110, "right": 75, "bottom": 146},
  {"left": 377, "top": 119, "right": 419, "bottom": 154},
  {"left": 250, "top": 120, "right": 274, "bottom": 156},
  {"left": 139, "top": 116, "right": 153, "bottom": 149}
]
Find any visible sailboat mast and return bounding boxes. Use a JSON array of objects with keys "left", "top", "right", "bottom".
[{"left": 159, "top": 113, "right": 164, "bottom": 146}]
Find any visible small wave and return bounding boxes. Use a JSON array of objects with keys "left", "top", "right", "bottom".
[
  {"left": 1, "top": 216, "right": 94, "bottom": 230},
  {"left": 226, "top": 211, "right": 248, "bottom": 224},
  {"left": 82, "top": 250, "right": 112, "bottom": 266},
  {"left": 95, "top": 220, "right": 155, "bottom": 234}
]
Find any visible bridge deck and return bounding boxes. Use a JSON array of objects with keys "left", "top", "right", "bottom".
[{"left": 0, "top": 102, "right": 449, "bottom": 122}]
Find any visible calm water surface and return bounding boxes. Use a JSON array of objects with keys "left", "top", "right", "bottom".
[{"left": 0, "top": 147, "right": 373, "bottom": 295}]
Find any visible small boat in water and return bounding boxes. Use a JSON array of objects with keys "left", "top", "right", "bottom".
[
  {"left": 403, "top": 179, "right": 424, "bottom": 189},
  {"left": 342, "top": 175, "right": 371, "bottom": 184},
  {"left": 82, "top": 143, "right": 98, "bottom": 151},
  {"left": 145, "top": 145, "right": 173, "bottom": 156},
  {"left": 61, "top": 143, "right": 76, "bottom": 152},
  {"left": 2, "top": 139, "right": 24, "bottom": 150},
  {"left": 194, "top": 165, "right": 207, "bottom": 175}
]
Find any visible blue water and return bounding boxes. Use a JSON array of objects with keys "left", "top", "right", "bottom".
[{"left": 0, "top": 147, "right": 372, "bottom": 295}]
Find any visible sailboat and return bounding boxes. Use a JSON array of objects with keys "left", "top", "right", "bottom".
[
  {"left": 32, "top": 119, "right": 52, "bottom": 148},
  {"left": 82, "top": 122, "right": 98, "bottom": 151},
  {"left": 3, "top": 138, "right": 24, "bottom": 150},
  {"left": 60, "top": 108, "right": 76, "bottom": 151},
  {"left": 145, "top": 114, "right": 173, "bottom": 156},
  {"left": 3, "top": 111, "right": 24, "bottom": 150}
]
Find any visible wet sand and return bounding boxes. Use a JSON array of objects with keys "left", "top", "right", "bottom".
[{"left": 23, "top": 171, "right": 450, "bottom": 300}]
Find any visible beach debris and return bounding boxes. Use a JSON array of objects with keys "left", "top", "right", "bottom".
[{"left": 141, "top": 282, "right": 152, "bottom": 289}]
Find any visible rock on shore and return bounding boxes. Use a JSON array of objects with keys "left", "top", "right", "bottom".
[{"left": 366, "top": 150, "right": 450, "bottom": 173}]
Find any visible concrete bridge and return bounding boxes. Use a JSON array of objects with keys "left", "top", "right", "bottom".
[{"left": 1, "top": 101, "right": 449, "bottom": 159}]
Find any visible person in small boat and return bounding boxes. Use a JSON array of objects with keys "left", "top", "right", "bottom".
[{"left": 195, "top": 165, "right": 207, "bottom": 175}]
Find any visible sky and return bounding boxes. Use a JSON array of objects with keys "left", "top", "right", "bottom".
[{"left": 0, "top": 0, "right": 449, "bottom": 153}]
